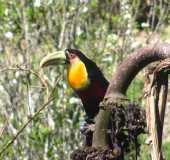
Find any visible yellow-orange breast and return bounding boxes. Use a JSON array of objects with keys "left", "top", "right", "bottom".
[{"left": 67, "top": 60, "right": 90, "bottom": 90}]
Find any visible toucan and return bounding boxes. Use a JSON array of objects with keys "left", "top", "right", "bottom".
[{"left": 40, "top": 49, "right": 109, "bottom": 130}]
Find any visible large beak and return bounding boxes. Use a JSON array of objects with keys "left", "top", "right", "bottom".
[{"left": 40, "top": 51, "right": 66, "bottom": 68}]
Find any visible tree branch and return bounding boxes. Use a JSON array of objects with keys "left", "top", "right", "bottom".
[
  {"left": 0, "top": 67, "right": 61, "bottom": 156},
  {"left": 93, "top": 43, "right": 170, "bottom": 148}
]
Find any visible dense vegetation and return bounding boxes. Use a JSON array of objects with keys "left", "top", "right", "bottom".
[{"left": 0, "top": 0, "right": 170, "bottom": 159}]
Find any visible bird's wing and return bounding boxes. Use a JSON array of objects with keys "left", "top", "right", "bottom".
[{"left": 86, "top": 61, "right": 109, "bottom": 87}]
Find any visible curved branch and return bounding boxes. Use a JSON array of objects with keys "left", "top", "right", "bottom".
[
  {"left": 106, "top": 43, "right": 170, "bottom": 96},
  {"left": 93, "top": 43, "right": 170, "bottom": 148}
]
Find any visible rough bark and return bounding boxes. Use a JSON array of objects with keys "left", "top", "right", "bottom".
[
  {"left": 145, "top": 61, "right": 169, "bottom": 160},
  {"left": 93, "top": 43, "right": 170, "bottom": 148},
  {"left": 106, "top": 43, "right": 170, "bottom": 96}
]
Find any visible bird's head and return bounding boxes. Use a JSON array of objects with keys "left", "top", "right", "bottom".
[
  {"left": 65, "top": 49, "right": 87, "bottom": 65},
  {"left": 40, "top": 49, "right": 90, "bottom": 90},
  {"left": 40, "top": 49, "right": 88, "bottom": 68}
]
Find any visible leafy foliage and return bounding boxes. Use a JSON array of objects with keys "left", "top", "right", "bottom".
[{"left": 0, "top": 0, "right": 170, "bottom": 159}]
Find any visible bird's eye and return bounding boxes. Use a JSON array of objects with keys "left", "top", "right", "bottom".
[{"left": 70, "top": 53, "right": 76, "bottom": 59}]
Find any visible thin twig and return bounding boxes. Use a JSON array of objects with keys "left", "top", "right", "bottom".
[
  {"left": 0, "top": 121, "right": 8, "bottom": 138},
  {"left": 0, "top": 65, "right": 47, "bottom": 88},
  {"left": 0, "top": 69, "right": 61, "bottom": 156},
  {"left": 0, "top": 96, "right": 55, "bottom": 156}
]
